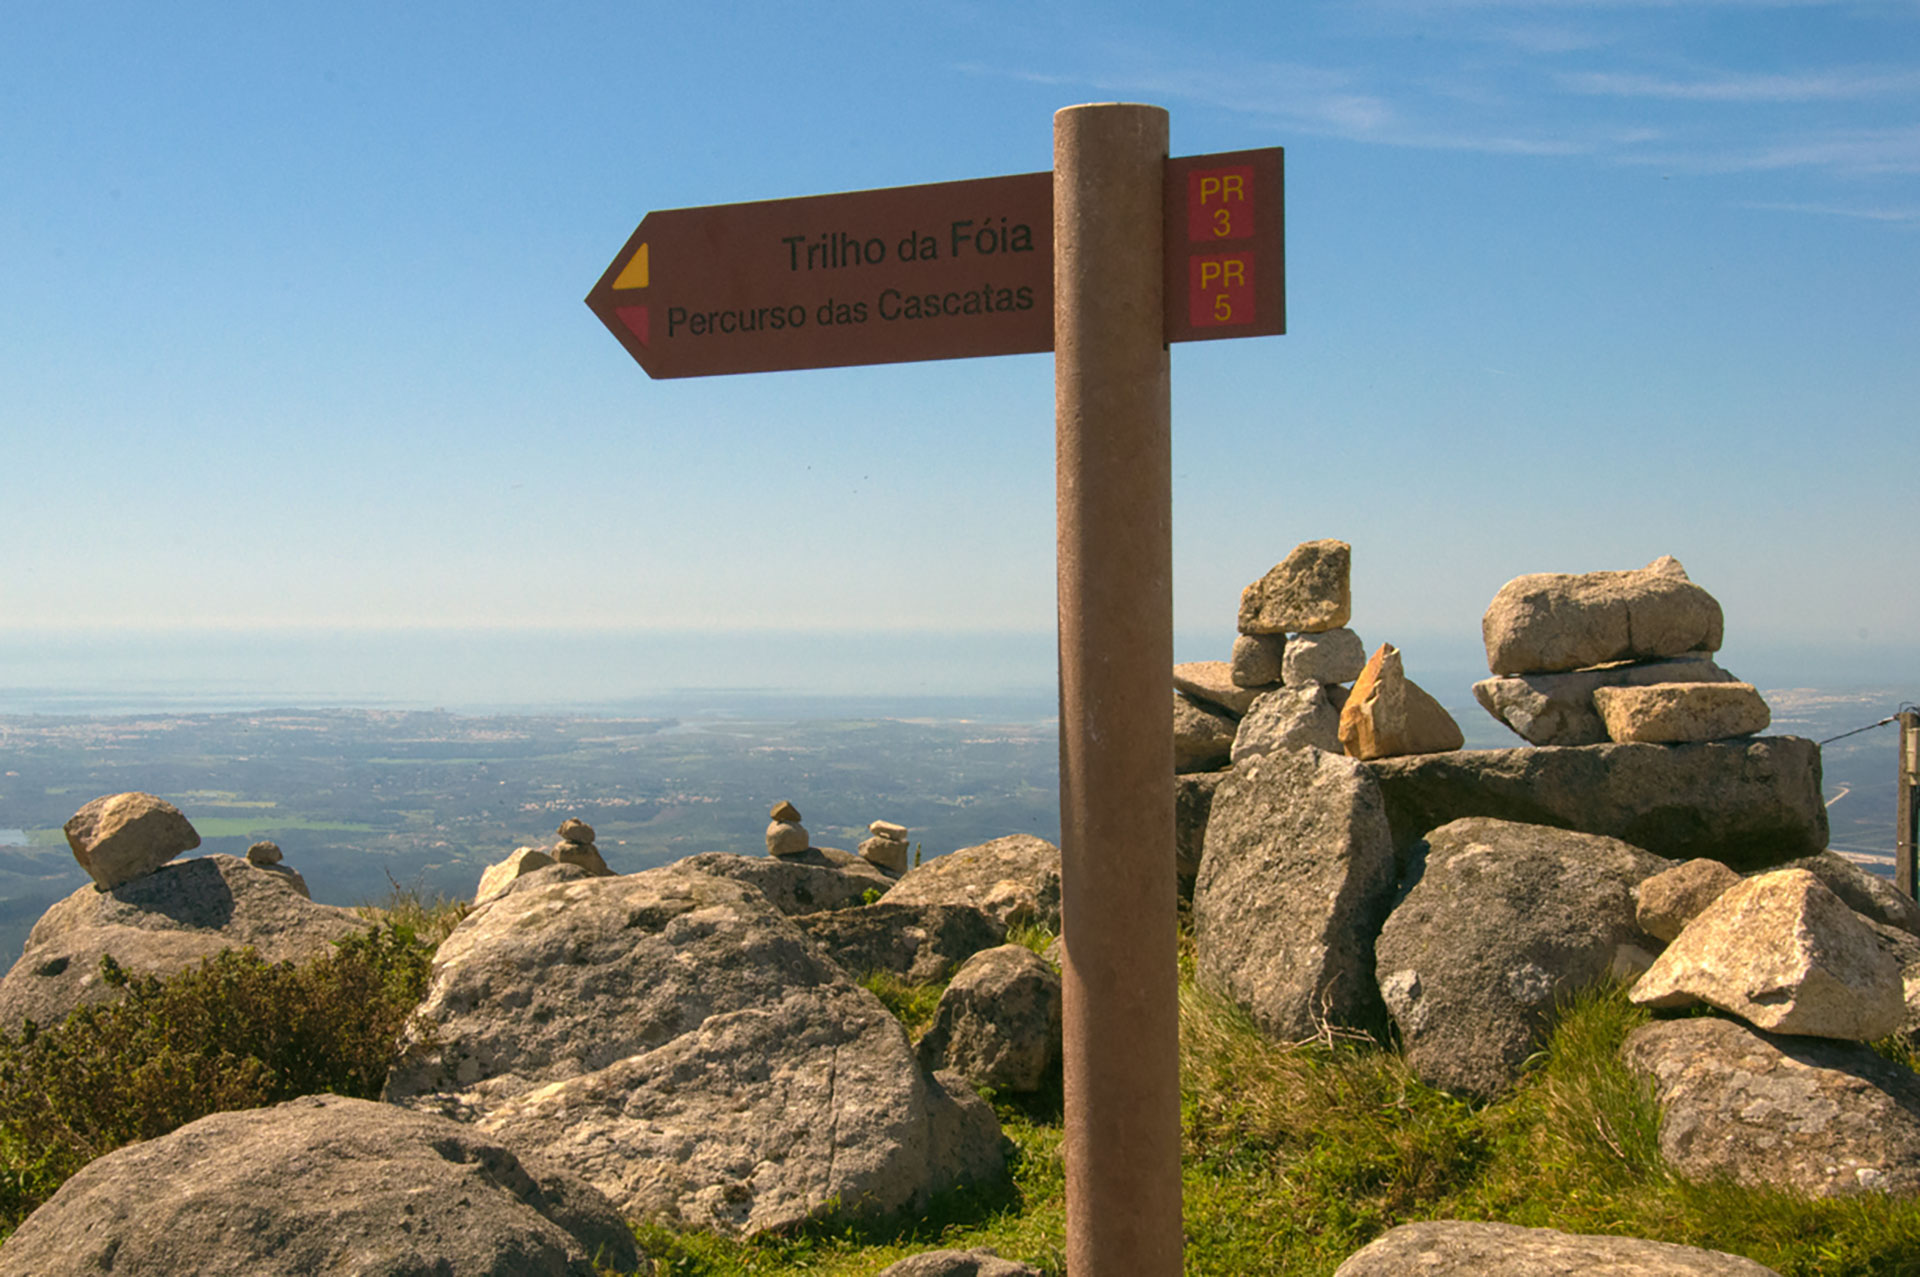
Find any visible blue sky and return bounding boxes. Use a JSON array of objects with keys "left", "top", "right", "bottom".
[{"left": 4, "top": 1, "right": 1916, "bottom": 691}]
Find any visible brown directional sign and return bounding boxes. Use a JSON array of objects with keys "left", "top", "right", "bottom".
[
  {"left": 586, "top": 172, "right": 1053, "bottom": 379},
  {"left": 587, "top": 148, "right": 1282, "bottom": 378}
]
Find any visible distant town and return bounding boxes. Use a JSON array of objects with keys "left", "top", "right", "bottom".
[{"left": 0, "top": 707, "right": 1060, "bottom": 961}]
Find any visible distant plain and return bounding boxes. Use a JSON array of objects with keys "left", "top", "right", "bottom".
[{"left": 0, "top": 627, "right": 1911, "bottom": 965}]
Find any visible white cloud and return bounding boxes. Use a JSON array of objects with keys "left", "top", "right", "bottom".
[
  {"left": 1740, "top": 199, "right": 1920, "bottom": 221},
  {"left": 1561, "top": 67, "right": 1920, "bottom": 102}
]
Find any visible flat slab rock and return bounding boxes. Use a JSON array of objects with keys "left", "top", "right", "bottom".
[
  {"left": 1173, "top": 660, "right": 1263, "bottom": 715},
  {"left": 1593, "top": 681, "right": 1770, "bottom": 744},
  {"left": 1624, "top": 1016, "right": 1920, "bottom": 1198},
  {"left": 0, "top": 1094, "right": 642, "bottom": 1276},
  {"left": 1472, "top": 653, "right": 1734, "bottom": 747},
  {"left": 881, "top": 834, "right": 1062, "bottom": 932},
  {"left": 1375, "top": 818, "right": 1669, "bottom": 1099},
  {"left": 676, "top": 848, "right": 893, "bottom": 915},
  {"left": 384, "top": 863, "right": 1003, "bottom": 1236},
  {"left": 1361, "top": 737, "right": 1826, "bottom": 869},
  {"left": 0, "top": 854, "right": 372, "bottom": 1032},
  {"left": 1333, "top": 1220, "right": 1779, "bottom": 1276}
]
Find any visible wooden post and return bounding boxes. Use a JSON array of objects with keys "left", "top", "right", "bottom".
[
  {"left": 1899, "top": 710, "right": 1920, "bottom": 900},
  {"left": 1053, "top": 102, "right": 1183, "bottom": 1276}
]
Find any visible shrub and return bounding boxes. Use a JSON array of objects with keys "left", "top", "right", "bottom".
[{"left": 0, "top": 920, "right": 438, "bottom": 1234}]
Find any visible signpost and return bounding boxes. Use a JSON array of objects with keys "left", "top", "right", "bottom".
[
  {"left": 586, "top": 145, "right": 1280, "bottom": 376},
  {"left": 588, "top": 107, "right": 1282, "bottom": 1275}
]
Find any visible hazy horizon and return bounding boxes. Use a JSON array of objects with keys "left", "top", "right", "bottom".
[{"left": 1, "top": 624, "right": 1911, "bottom": 720}]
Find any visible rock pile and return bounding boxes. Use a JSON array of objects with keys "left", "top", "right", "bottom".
[
  {"left": 1177, "top": 548, "right": 1918, "bottom": 1202},
  {"left": 245, "top": 838, "right": 310, "bottom": 897},
  {"left": 0, "top": 807, "right": 1060, "bottom": 1267},
  {"left": 1174, "top": 539, "right": 1460, "bottom": 775},
  {"left": 766, "top": 799, "right": 809, "bottom": 856},
  {"left": 861, "top": 819, "right": 912, "bottom": 873},
  {"left": 553, "top": 816, "right": 612, "bottom": 875},
  {"left": 1473, "top": 556, "right": 1767, "bottom": 747}
]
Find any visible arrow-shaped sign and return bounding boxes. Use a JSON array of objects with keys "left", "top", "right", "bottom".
[{"left": 587, "top": 149, "right": 1281, "bottom": 379}]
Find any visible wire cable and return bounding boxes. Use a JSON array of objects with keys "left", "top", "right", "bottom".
[{"left": 1820, "top": 706, "right": 1920, "bottom": 748}]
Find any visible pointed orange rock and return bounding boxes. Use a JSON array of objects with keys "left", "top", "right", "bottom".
[{"left": 1339, "top": 644, "right": 1464, "bottom": 761}]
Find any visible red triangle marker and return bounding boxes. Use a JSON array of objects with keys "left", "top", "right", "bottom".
[{"left": 615, "top": 305, "right": 649, "bottom": 347}]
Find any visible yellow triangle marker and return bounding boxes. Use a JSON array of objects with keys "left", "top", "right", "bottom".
[{"left": 612, "top": 243, "right": 649, "bottom": 290}]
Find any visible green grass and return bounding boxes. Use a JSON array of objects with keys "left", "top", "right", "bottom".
[
  {"left": 856, "top": 970, "right": 947, "bottom": 1039},
  {"left": 617, "top": 980, "right": 1920, "bottom": 1276},
  {"left": 188, "top": 816, "right": 378, "bottom": 837}
]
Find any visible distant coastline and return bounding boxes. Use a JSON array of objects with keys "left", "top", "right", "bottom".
[{"left": 2, "top": 625, "right": 1909, "bottom": 720}]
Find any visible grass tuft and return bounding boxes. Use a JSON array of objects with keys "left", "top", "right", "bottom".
[{"left": 856, "top": 971, "right": 947, "bottom": 1040}]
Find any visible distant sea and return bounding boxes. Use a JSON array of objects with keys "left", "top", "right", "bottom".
[
  {"left": 0, "top": 628, "right": 1065, "bottom": 719},
  {"left": 5, "top": 626, "right": 1909, "bottom": 720}
]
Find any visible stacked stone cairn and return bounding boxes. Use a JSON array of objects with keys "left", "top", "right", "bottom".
[
  {"left": 552, "top": 817, "right": 613, "bottom": 875},
  {"left": 1175, "top": 537, "right": 1464, "bottom": 770},
  {"left": 766, "top": 799, "right": 810, "bottom": 856},
  {"left": 1171, "top": 539, "right": 1463, "bottom": 877},
  {"left": 5, "top": 786, "right": 1073, "bottom": 1268},
  {"left": 860, "top": 820, "right": 912, "bottom": 873},
  {"left": 245, "top": 839, "right": 310, "bottom": 898},
  {"left": 1473, "top": 555, "right": 1768, "bottom": 746},
  {"left": 474, "top": 817, "right": 614, "bottom": 906}
]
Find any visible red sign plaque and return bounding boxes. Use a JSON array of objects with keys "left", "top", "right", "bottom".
[{"left": 1162, "top": 147, "right": 1285, "bottom": 344}]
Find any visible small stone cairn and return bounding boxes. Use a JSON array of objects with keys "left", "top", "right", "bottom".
[
  {"left": 860, "top": 820, "right": 912, "bottom": 874},
  {"left": 552, "top": 817, "right": 612, "bottom": 876},
  {"left": 474, "top": 817, "right": 612, "bottom": 906},
  {"left": 766, "top": 800, "right": 810, "bottom": 856},
  {"left": 245, "top": 839, "right": 310, "bottom": 898},
  {"left": 1473, "top": 555, "right": 1767, "bottom": 746},
  {"left": 1173, "top": 538, "right": 1462, "bottom": 771}
]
